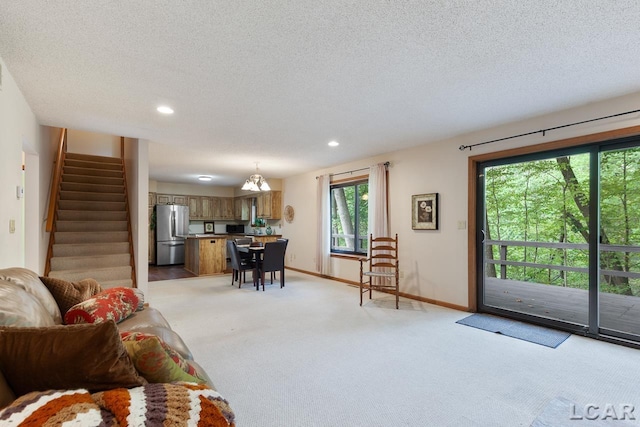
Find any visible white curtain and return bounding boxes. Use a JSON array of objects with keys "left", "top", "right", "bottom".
[
  {"left": 315, "top": 174, "right": 331, "bottom": 275},
  {"left": 368, "top": 163, "right": 389, "bottom": 240}
]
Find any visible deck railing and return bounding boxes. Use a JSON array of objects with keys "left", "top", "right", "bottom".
[{"left": 485, "top": 239, "right": 640, "bottom": 282}]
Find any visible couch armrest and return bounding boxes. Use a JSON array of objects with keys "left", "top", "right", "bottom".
[{"left": 117, "top": 307, "right": 171, "bottom": 331}]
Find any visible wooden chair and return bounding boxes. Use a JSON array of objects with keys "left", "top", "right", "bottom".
[
  {"left": 227, "top": 240, "right": 256, "bottom": 288},
  {"left": 359, "top": 234, "right": 399, "bottom": 309}
]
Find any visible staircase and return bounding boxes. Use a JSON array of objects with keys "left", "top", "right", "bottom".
[{"left": 46, "top": 152, "right": 135, "bottom": 288}]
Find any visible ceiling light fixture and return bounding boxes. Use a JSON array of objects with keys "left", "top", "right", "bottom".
[
  {"left": 157, "top": 105, "right": 174, "bottom": 114},
  {"left": 198, "top": 175, "right": 212, "bottom": 182},
  {"left": 328, "top": 140, "right": 339, "bottom": 147},
  {"left": 241, "top": 162, "right": 271, "bottom": 192}
]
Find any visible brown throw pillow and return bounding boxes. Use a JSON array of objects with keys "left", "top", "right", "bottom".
[
  {"left": 39, "top": 276, "right": 103, "bottom": 314},
  {"left": 0, "top": 321, "right": 146, "bottom": 396}
]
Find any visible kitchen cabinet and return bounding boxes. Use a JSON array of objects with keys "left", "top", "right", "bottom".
[
  {"left": 221, "top": 197, "right": 234, "bottom": 219},
  {"left": 188, "top": 196, "right": 200, "bottom": 219},
  {"left": 252, "top": 235, "right": 280, "bottom": 244},
  {"left": 172, "top": 195, "right": 187, "bottom": 205},
  {"left": 189, "top": 196, "right": 213, "bottom": 220},
  {"left": 210, "top": 197, "right": 222, "bottom": 219},
  {"left": 257, "top": 191, "right": 282, "bottom": 219},
  {"left": 184, "top": 236, "right": 226, "bottom": 275},
  {"left": 234, "top": 197, "right": 250, "bottom": 220},
  {"left": 156, "top": 194, "right": 187, "bottom": 205}
]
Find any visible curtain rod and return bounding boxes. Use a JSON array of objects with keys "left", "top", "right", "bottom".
[
  {"left": 458, "top": 108, "right": 640, "bottom": 152},
  {"left": 316, "top": 161, "right": 389, "bottom": 179}
]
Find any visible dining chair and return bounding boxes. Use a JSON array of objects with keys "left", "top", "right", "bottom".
[
  {"left": 227, "top": 240, "right": 256, "bottom": 288},
  {"left": 257, "top": 240, "right": 287, "bottom": 291},
  {"left": 359, "top": 234, "right": 399, "bottom": 309},
  {"left": 235, "top": 238, "right": 253, "bottom": 262},
  {"left": 274, "top": 238, "right": 289, "bottom": 282}
]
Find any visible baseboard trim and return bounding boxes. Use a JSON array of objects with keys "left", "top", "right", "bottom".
[{"left": 285, "top": 266, "right": 470, "bottom": 312}]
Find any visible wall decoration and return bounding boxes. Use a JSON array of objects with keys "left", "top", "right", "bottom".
[
  {"left": 412, "top": 193, "right": 438, "bottom": 230},
  {"left": 204, "top": 221, "right": 215, "bottom": 234},
  {"left": 284, "top": 205, "right": 295, "bottom": 223}
]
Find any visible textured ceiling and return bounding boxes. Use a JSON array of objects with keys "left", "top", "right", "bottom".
[{"left": 2, "top": 1, "right": 640, "bottom": 186}]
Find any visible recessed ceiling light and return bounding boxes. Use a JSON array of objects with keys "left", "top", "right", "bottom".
[
  {"left": 198, "top": 175, "right": 212, "bottom": 182},
  {"left": 157, "top": 105, "right": 174, "bottom": 115},
  {"left": 328, "top": 140, "right": 339, "bottom": 147}
]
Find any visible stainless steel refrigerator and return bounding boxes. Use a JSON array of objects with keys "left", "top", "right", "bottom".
[{"left": 155, "top": 204, "right": 189, "bottom": 265}]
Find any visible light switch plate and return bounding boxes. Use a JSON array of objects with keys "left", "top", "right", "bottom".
[
  {"left": 457, "top": 220, "right": 466, "bottom": 230},
  {"left": 9, "top": 219, "right": 15, "bottom": 234}
]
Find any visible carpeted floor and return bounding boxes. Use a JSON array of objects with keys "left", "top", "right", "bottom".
[{"left": 148, "top": 271, "right": 640, "bottom": 427}]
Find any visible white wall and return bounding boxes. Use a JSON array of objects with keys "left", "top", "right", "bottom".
[
  {"left": 67, "top": 129, "right": 120, "bottom": 157},
  {"left": 283, "top": 91, "right": 640, "bottom": 309},
  {"left": 23, "top": 126, "right": 57, "bottom": 273},
  {"left": 0, "top": 57, "right": 42, "bottom": 268},
  {"left": 150, "top": 178, "right": 283, "bottom": 198},
  {"left": 124, "top": 138, "right": 149, "bottom": 297}
]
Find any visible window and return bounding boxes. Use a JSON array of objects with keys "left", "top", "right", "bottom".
[{"left": 330, "top": 180, "right": 368, "bottom": 255}]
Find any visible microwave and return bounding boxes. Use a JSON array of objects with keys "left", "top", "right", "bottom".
[{"left": 226, "top": 224, "right": 245, "bottom": 233}]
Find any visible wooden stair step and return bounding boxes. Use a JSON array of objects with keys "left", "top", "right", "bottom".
[
  {"left": 62, "top": 173, "right": 124, "bottom": 186},
  {"left": 56, "top": 210, "right": 127, "bottom": 221},
  {"left": 54, "top": 231, "right": 129, "bottom": 244},
  {"left": 60, "top": 182, "right": 125, "bottom": 194},
  {"left": 65, "top": 153, "right": 122, "bottom": 164},
  {"left": 55, "top": 220, "right": 128, "bottom": 232},
  {"left": 52, "top": 242, "right": 130, "bottom": 257},
  {"left": 47, "top": 265, "right": 132, "bottom": 284},
  {"left": 63, "top": 165, "right": 123, "bottom": 178},
  {"left": 59, "top": 190, "right": 126, "bottom": 202},
  {"left": 64, "top": 158, "right": 123, "bottom": 171},
  {"left": 50, "top": 253, "right": 131, "bottom": 271},
  {"left": 58, "top": 200, "right": 126, "bottom": 211}
]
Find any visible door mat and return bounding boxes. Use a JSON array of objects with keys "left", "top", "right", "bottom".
[{"left": 456, "top": 313, "right": 571, "bottom": 348}]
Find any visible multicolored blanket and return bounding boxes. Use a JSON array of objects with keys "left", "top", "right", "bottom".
[{"left": 0, "top": 382, "right": 235, "bottom": 426}]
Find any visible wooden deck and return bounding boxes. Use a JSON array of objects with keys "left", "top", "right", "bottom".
[{"left": 485, "top": 277, "right": 640, "bottom": 337}]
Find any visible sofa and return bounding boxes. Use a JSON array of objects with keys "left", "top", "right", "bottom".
[{"left": 0, "top": 267, "right": 234, "bottom": 426}]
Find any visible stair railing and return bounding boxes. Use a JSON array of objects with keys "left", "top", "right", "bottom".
[
  {"left": 120, "top": 137, "right": 138, "bottom": 288},
  {"left": 44, "top": 128, "right": 67, "bottom": 276}
]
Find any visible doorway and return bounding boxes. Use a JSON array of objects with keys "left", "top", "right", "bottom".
[{"left": 476, "top": 136, "right": 640, "bottom": 344}]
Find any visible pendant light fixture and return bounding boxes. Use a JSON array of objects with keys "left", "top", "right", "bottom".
[{"left": 241, "top": 162, "right": 271, "bottom": 192}]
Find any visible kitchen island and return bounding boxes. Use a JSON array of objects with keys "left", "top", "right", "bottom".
[
  {"left": 184, "top": 234, "right": 284, "bottom": 276},
  {"left": 184, "top": 235, "right": 227, "bottom": 276}
]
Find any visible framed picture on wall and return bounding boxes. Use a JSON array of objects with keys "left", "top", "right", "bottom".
[
  {"left": 204, "top": 221, "right": 215, "bottom": 234},
  {"left": 412, "top": 193, "right": 438, "bottom": 230}
]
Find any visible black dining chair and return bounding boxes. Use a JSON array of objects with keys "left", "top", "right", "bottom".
[
  {"left": 227, "top": 240, "right": 256, "bottom": 288},
  {"left": 257, "top": 240, "right": 287, "bottom": 291},
  {"left": 235, "top": 238, "right": 253, "bottom": 262}
]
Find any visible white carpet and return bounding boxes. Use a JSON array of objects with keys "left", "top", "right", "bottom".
[{"left": 148, "top": 271, "right": 640, "bottom": 427}]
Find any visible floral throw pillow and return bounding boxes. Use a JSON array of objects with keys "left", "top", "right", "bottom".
[
  {"left": 120, "top": 332, "right": 205, "bottom": 384},
  {"left": 64, "top": 287, "right": 139, "bottom": 325}
]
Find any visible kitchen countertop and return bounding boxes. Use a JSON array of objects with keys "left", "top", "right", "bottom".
[
  {"left": 184, "top": 234, "right": 282, "bottom": 239},
  {"left": 184, "top": 234, "right": 227, "bottom": 239}
]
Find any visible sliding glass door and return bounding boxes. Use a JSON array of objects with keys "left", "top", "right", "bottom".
[
  {"left": 477, "top": 138, "right": 640, "bottom": 343},
  {"left": 598, "top": 146, "right": 640, "bottom": 338}
]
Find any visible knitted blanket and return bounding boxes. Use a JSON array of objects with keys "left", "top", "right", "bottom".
[{"left": 0, "top": 382, "right": 235, "bottom": 426}]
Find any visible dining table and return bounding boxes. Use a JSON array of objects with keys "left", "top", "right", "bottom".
[{"left": 237, "top": 244, "right": 265, "bottom": 290}]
